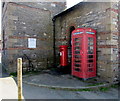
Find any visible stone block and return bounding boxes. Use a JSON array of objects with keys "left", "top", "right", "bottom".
[
  {"left": 9, "top": 25, "right": 16, "bottom": 30},
  {"left": 9, "top": 39, "right": 18, "bottom": 43},
  {"left": 9, "top": 50, "right": 18, "bottom": 55},
  {"left": 102, "top": 48, "right": 111, "bottom": 54},
  {"left": 9, "top": 15, "right": 18, "bottom": 21}
]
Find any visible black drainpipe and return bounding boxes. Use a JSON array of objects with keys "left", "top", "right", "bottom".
[{"left": 52, "top": 17, "right": 56, "bottom": 67}]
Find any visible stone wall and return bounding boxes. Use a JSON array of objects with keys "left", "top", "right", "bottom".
[
  {"left": 0, "top": 40, "right": 1, "bottom": 63},
  {"left": 118, "top": 1, "right": 120, "bottom": 83},
  {"left": 54, "top": 2, "right": 119, "bottom": 83},
  {"left": 2, "top": 2, "right": 66, "bottom": 73},
  {"left": 110, "top": 2, "right": 119, "bottom": 83}
]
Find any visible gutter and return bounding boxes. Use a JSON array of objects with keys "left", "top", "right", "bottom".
[{"left": 52, "top": 18, "right": 56, "bottom": 67}]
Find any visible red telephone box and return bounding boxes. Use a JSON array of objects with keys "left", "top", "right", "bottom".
[
  {"left": 59, "top": 45, "right": 68, "bottom": 66},
  {"left": 71, "top": 28, "right": 96, "bottom": 80}
]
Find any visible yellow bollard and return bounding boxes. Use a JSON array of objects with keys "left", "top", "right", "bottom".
[{"left": 17, "top": 58, "right": 22, "bottom": 101}]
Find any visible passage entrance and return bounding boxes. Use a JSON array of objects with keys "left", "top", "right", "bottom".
[{"left": 71, "top": 28, "right": 96, "bottom": 80}]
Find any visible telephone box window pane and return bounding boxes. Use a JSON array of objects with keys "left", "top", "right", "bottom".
[
  {"left": 75, "top": 38, "right": 79, "bottom": 41},
  {"left": 75, "top": 59, "right": 81, "bottom": 63},
  {"left": 74, "top": 42, "right": 80, "bottom": 46},
  {"left": 88, "top": 38, "right": 94, "bottom": 44},
  {"left": 88, "top": 46, "right": 93, "bottom": 50},
  {"left": 75, "top": 38, "right": 81, "bottom": 42},
  {"left": 88, "top": 37, "right": 94, "bottom": 42},
  {"left": 74, "top": 64, "right": 80, "bottom": 67},
  {"left": 74, "top": 55, "right": 81, "bottom": 58},
  {"left": 88, "top": 68, "right": 93, "bottom": 72},
  {"left": 74, "top": 68, "right": 81, "bottom": 72},
  {"left": 88, "top": 55, "right": 93, "bottom": 59},
  {"left": 88, "top": 60, "right": 93, "bottom": 62},
  {"left": 88, "top": 64, "right": 93, "bottom": 67},
  {"left": 88, "top": 50, "right": 93, "bottom": 54},
  {"left": 75, "top": 47, "right": 80, "bottom": 50},
  {"left": 89, "top": 42, "right": 94, "bottom": 45},
  {"left": 75, "top": 51, "right": 80, "bottom": 54}
]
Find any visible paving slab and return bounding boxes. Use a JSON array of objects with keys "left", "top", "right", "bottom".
[{"left": 22, "top": 70, "right": 117, "bottom": 90}]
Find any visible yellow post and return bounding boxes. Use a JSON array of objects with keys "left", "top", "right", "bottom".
[{"left": 17, "top": 58, "right": 22, "bottom": 101}]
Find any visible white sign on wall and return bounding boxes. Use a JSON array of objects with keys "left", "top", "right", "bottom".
[{"left": 28, "top": 38, "right": 36, "bottom": 48}]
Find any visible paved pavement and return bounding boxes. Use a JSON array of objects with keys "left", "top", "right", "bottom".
[
  {"left": 22, "top": 83, "right": 118, "bottom": 99},
  {"left": 22, "top": 71, "right": 118, "bottom": 90},
  {"left": 23, "top": 73, "right": 92, "bottom": 87}
]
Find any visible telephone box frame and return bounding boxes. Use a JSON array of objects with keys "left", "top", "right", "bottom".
[{"left": 71, "top": 28, "right": 96, "bottom": 80}]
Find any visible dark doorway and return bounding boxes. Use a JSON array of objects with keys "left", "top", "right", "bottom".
[
  {"left": 69, "top": 26, "right": 75, "bottom": 47},
  {"left": 68, "top": 26, "right": 75, "bottom": 69}
]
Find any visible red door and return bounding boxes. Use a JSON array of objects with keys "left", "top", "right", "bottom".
[
  {"left": 72, "top": 28, "right": 96, "bottom": 80},
  {"left": 85, "top": 28, "right": 96, "bottom": 78},
  {"left": 72, "top": 29, "right": 84, "bottom": 78}
]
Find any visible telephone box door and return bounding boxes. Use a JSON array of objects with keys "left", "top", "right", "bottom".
[
  {"left": 72, "top": 29, "right": 84, "bottom": 78},
  {"left": 85, "top": 29, "right": 96, "bottom": 78}
]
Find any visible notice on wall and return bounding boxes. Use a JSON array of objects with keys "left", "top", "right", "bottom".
[{"left": 28, "top": 38, "right": 36, "bottom": 48}]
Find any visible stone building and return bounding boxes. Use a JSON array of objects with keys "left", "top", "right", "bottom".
[
  {"left": 0, "top": 40, "right": 1, "bottom": 63},
  {"left": 2, "top": 2, "right": 66, "bottom": 73},
  {"left": 118, "top": 1, "right": 120, "bottom": 83},
  {"left": 53, "top": 2, "right": 119, "bottom": 83}
]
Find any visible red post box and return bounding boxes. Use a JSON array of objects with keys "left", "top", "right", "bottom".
[
  {"left": 71, "top": 28, "right": 96, "bottom": 80},
  {"left": 59, "top": 45, "right": 68, "bottom": 66}
]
